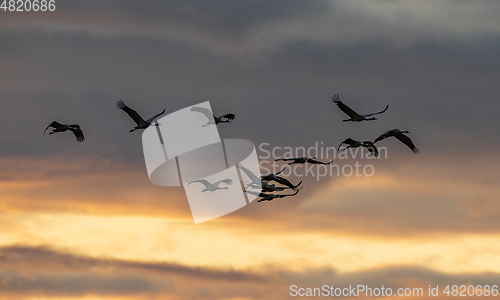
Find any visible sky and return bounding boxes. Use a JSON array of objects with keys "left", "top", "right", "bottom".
[{"left": 1, "top": 0, "right": 500, "bottom": 299}]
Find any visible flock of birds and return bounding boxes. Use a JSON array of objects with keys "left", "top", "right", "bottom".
[
  {"left": 44, "top": 95, "right": 419, "bottom": 203},
  {"left": 43, "top": 100, "right": 166, "bottom": 139},
  {"left": 333, "top": 94, "right": 419, "bottom": 155}
]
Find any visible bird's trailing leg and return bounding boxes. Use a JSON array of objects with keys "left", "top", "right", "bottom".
[
  {"left": 292, "top": 180, "right": 303, "bottom": 190},
  {"left": 275, "top": 167, "right": 287, "bottom": 176}
]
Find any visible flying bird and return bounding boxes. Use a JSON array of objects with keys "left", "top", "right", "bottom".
[
  {"left": 43, "top": 121, "right": 85, "bottom": 142},
  {"left": 261, "top": 167, "right": 302, "bottom": 190},
  {"left": 188, "top": 179, "right": 233, "bottom": 192},
  {"left": 241, "top": 175, "right": 293, "bottom": 192},
  {"left": 331, "top": 94, "right": 388, "bottom": 122},
  {"left": 191, "top": 106, "right": 235, "bottom": 126},
  {"left": 117, "top": 100, "right": 165, "bottom": 132},
  {"left": 238, "top": 164, "right": 301, "bottom": 190},
  {"left": 260, "top": 182, "right": 293, "bottom": 193},
  {"left": 243, "top": 188, "right": 299, "bottom": 202},
  {"left": 373, "top": 129, "right": 419, "bottom": 154},
  {"left": 238, "top": 163, "right": 262, "bottom": 188},
  {"left": 244, "top": 179, "right": 292, "bottom": 193},
  {"left": 338, "top": 138, "right": 379, "bottom": 157},
  {"left": 275, "top": 156, "right": 333, "bottom": 165}
]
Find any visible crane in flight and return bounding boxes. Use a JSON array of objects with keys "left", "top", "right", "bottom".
[
  {"left": 188, "top": 179, "right": 233, "bottom": 192},
  {"left": 275, "top": 156, "right": 333, "bottom": 165},
  {"left": 238, "top": 164, "right": 301, "bottom": 191},
  {"left": 373, "top": 129, "right": 420, "bottom": 154},
  {"left": 237, "top": 163, "right": 262, "bottom": 189},
  {"left": 191, "top": 106, "right": 235, "bottom": 126},
  {"left": 243, "top": 188, "right": 299, "bottom": 202},
  {"left": 260, "top": 183, "right": 293, "bottom": 193},
  {"left": 261, "top": 167, "right": 302, "bottom": 190},
  {"left": 43, "top": 121, "right": 85, "bottom": 142},
  {"left": 117, "top": 100, "right": 165, "bottom": 132},
  {"left": 331, "top": 94, "right": 388, "bottom": 122},
  {"left": 338, "top": 138, "right": 379, "bottom": 157}
]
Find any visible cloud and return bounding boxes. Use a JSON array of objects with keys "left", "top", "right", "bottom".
[
  {"left": 2, "top": 1, "right": 500, "bottom": 54},
  {"left": 1, "top": 2, "right": 500, "bottom": 298},
  {"left": 0, "top": 245, "right": 499, "bottom": 299},
  {"left": 0, "top": 245, "right": 264, "bottom": 282}
]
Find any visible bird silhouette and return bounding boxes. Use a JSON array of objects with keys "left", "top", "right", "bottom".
[
  {"left": 261, "top": 167, "right": 302, "bottom": 190},
  {"left": 191, "top": 106, "right": 235, "bottom": 126},
  {"left": 276, "top": 156, "right": 333, "bottom": 165},
  {"left": 243, "top": 188, "right": 299, "bottom": 202},
  {"left": 373, "top": 129, "right": 419, "bottom": 154},
  {"left": 189, "top": 179, "right": 233, "bottom": 192},
  {"left": 260, "top": 182, "right": 293, "bottom": 193},
  {"left": 331, "top": 94, "right": 388, "bottom": 122},
  {"left": 237, "top": 163, "right": 262, "bottom": 188},
  {"left": 117, "top": 100, "right": 165, "bottom": 132},
  {"left": 43, "top": 121, "right": 85, "bottom": 142},
  {"left": 338, "top": 138, "right": 379, "bottom": 157}
]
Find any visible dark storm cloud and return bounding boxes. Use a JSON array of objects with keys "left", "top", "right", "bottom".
[
  {"left": 62, "top": 0, "right": 329, "bottom": 34},
  {"left": 3, "top": 31, "right": 500, "bottom": 158},
  {"left": 1, "top": 1, "right": 500, "bottom": 160},
  {"left": 0, "top": 0, "right": 330, "bottom": 48},
  {"left": 265, "top": 37, "right": 500, "bottom": 149},
  {"left": 0, "top": 0, "right": 500, "bottom": 236}
]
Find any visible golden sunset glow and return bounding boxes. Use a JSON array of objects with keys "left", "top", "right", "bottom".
[{"left": 2, "top": 1, "right": 500, "bottom": 299}]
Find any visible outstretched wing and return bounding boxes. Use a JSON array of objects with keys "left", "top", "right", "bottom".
[
  {"left": 219, "top": 113, "right": 235, "bottom": 121},
  {"left": 43, "top": 121, "right": 64, "bottom": 135},
  {"left": 394, "top": 133, "right": 420, "bottom": 154},
  {"left": 188, "top": 179, "right": 212, "bottom": 189},
  {"left": 238, "top": 164, "right": 259, "bottom": 182},
  {"left": 277, "top": 190, "right": 299, "bottom": 198},
  {"left": 242, "top": 189, "right": 264, "bottom": 197},
  {"left": 273, "top": 177, "right": 300, "bottom": 190},
  {"left": 191, "top": 107, "right": 214, "bottom": 122},
  {"left": 69, "top": 125, "right": 85, "bottom": 142},
  {"left": 331, "top": 94, "right": 361, "bottom": 119},
  {"left": 213, "top": 179, "right": 233, "bottom": 188},
  {"left": 373, "top": 130, "right": 393, "bottom": 144},
  {"left": 362, "top": 141, "right": 378, "bottom": 157},
  {"left": 363, "top": 105, "right": 389, "bottom": 117},
  {"left": 306, "top": 158, "right": 332, "bottom": 165},
  {"left": 117, "top": 100, "right": 146, "bottom": 126},
  {"left": 338, "top": 138, "right": 356, "bottom": 151},
  {"left": 146, "top": 109, "right": 166, "bottom": 123},
  {"left": 274, "top": 167, "right": 287, "bottom": 176}
]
